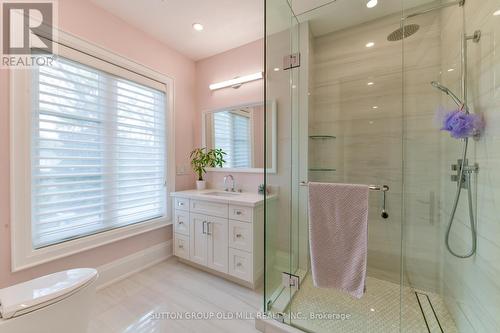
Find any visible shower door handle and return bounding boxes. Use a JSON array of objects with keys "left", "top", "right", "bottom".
[{"left": 381, "top": 190, "right": 389, "bottom": 219}]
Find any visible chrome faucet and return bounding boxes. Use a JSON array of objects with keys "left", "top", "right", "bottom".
[{"left": 223, "top": 175, "right": 235, "bottom": 192}]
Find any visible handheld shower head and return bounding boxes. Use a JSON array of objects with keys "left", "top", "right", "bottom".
[
  {"left": 430, "top": 81, "right": 465, "bottom": 109},
  {"left": 431, "top": 81, "right": 449, "bottom": 93}
]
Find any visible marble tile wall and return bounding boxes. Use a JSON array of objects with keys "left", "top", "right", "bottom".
[{"left": 440, "top": 0, "right": 500, "bottom": 331}]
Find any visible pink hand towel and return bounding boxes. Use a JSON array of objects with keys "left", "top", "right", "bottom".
[{"left": 308, "top": 182, "right": 369, "bottom": 299}]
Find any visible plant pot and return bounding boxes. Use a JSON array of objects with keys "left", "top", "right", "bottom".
[{"left": 196, "top": 180, "right": 206, "bottom": 190}]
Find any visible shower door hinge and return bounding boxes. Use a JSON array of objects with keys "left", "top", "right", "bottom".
[
  {"left": 283, "top": 53, "right": 300, "bottom": 70},
  {"left": 282, "top": 272, "right": 300, "bottom": 290}
]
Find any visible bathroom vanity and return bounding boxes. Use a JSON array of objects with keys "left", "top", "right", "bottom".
[{"left": 170, "top": 190, "right": 268, "bottom": 288}]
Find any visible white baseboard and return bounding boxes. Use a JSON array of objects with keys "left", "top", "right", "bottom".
[{"left": 95, "top": 240, "right": 173, "bottom": 290}]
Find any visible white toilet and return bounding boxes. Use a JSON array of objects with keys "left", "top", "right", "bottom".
[{"left": 0, "top": 268, "right": 98, "bottom": 333}]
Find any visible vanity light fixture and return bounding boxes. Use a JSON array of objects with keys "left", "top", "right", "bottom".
[
  {"left": 209, "top": 72, "right": 263, "bottom": 91},
  {"left": 366, "top": 42, "right": 375, "bottom": 48},
  {"left": 367, "top": 81, "right": 374, "bottom": 86},
  {"left": 192, "top": 23, "right": 204, "bottom": 31},
  {"left": 273, "top": 67, "right": 280, "bottom": 71},
  {"left": 366, "top": 0, "right": 378, "bottom": 9},
  {"left": 494, "top": 9, "right": 500, "bottom": 16}
]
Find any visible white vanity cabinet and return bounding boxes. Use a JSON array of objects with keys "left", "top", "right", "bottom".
[{"left": 171, "top": 190, "right": 265, "bottom": 288}]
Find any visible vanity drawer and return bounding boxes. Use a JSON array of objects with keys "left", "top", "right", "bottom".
[
  {"left": 174, "top": 234, "right": 190, "bottom": 260},
  {"left": 190, "top": 200, "right": 228, "bottom": 218},
  {"left": 229, "top": 220, "right": 253, "bottom": 252},
  {"left": 174, "top": 210, "right": 189, "bottom": 236},
  {"left": 228, "top": 248, "right": 253, "bottom": 282},
  {"left": 174, "top": 197, "right": 189, "bottom": 211},
  {"left": 229, "top": 205, "right": 253, "bottom": 222}
]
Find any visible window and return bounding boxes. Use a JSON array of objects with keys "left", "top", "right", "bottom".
[
  {"left": 31, "top": 56, "right": 167, "bottom": 248},
  {"left": 213, "top": 110, "right": 251, "bottom": 168},
  {"left": 10, "top": 36, "right": 173, "bottom": 270}
]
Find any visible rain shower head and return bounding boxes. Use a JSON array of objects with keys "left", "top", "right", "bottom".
[
  {"left": 387, "top": 24, "right": 420, "bottom": 41},
  {"left": 430, "top": 81, "right": 464, "bottom": 108}
]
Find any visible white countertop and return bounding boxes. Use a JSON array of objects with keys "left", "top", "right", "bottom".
[{"left": 170, "top": 189, "right": 275, "bottom": 207}]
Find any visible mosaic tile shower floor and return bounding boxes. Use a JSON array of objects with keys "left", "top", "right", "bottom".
[{"left": 287, "top": 274, "right": 458, "bottom": 333}]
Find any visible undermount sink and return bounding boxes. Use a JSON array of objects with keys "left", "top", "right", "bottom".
[{"left": 202, "top": 191, "right": 241, "bottom": 197}]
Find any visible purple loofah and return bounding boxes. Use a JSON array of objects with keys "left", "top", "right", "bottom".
[{"left": 440, "top": 109, "right": 484, "bottom": 139}]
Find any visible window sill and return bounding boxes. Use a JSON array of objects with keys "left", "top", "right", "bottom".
[{"left": 11, "top": 217, "right": 172, "bottom": 272}]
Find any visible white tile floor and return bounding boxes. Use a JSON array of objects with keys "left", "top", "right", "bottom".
[
  {"left": 89, "top": 258, "right": 458, "bottom": 333},
  {"left": 89, "top": 258, "right": 262, "bottom": 333}
]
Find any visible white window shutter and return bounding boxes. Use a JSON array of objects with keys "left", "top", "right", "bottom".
[{"left": 31, "top": 56, "right": 166, "bottom": 248}]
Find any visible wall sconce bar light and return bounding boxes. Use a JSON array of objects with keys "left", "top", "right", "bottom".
[{"left": 209, "top": 72, "right": 263, "bottom": 91}]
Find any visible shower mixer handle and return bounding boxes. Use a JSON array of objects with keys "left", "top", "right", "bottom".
[{"left": 451, "top": 159, "right": 479, "bottom": 189}]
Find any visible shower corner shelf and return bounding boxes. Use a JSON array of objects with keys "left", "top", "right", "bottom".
[
  {"left": 309, "top": 135, "right": 336, "bottom": 139},
  {"left": 308, "top": 168, "right": 336, "bottom": 172}
]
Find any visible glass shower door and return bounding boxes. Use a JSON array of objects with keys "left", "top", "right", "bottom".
[
  {"left": 288, "top": 1, "right": 405, "bottom": 331},
  {"left": 264, "top": 0, "right": 301, "bottom": 323}
]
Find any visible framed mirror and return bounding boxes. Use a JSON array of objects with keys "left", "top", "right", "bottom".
[{"left": 202, "top": 100, "right": 277, "bottom": 173}]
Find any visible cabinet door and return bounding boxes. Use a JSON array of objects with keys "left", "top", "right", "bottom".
[
  {"left": 207, "top": 216, "right": 228, "bottom": 273},
  {"left": 174, "top": 210, "right": 189, "bottom": 236},
  {"left": 228, "top": 248, "right": 253, "bottom": 282},
  {"left": 174, "top": 234, "right": 189, "bottom": 260},
  {"left": 189, "top": 213, "right": 208, "bottom": 266},
  {"left": 228, "top": 220, "right": 253, "bottom": 252}
]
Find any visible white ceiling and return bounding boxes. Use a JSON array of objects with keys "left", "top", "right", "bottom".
[
  {"left": 89, "top": 0, "right": 443, "bottom": 61},
  {"left": 90, "top": 0, "right": 264, "bottom": 61},
  {"left": 293, "top": 0, "right": 440, "bottom": 36}
]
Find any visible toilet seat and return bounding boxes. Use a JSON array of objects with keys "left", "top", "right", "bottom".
[{"left": 0, "top": 268, "right": 98, "bottom": 319}]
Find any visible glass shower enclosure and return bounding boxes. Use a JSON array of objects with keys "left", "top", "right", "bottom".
[{"left": 263, "top": 0, "right": 500, "bottom": 332}]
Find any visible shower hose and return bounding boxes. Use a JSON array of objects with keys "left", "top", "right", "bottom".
[{"left": 445, "top": 137, "right": 477, "bottom": 258}]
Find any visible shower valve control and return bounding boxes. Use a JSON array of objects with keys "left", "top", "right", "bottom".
[{"left": 451, "top": 159, "right": 479, "bottom": 188}]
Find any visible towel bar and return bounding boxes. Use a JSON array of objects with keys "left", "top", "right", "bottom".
[
  {"left": 299, "top": 181, "right": 390, "bottom": 219},
  {"left": 299, "top": 181, "right": 389, "bottom": 192}
]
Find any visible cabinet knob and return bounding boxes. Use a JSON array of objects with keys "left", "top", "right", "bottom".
[
  {"left": 236, "top": 234, "right": 242, "bottom": 238},
  {"left": 236, "top": 262, "right": 242, "bottom": 267},
  {"left": 178, "top": 202, "right": 184, "bottom": 206},
  {"left": 179, "top": 244, "right": 184, "bottom": 249},
  {"left": 236, "top": 211, "right": 242, "bottom": 215}
]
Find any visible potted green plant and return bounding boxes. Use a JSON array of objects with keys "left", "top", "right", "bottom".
[{"left": 190, "top": 147, "right": 226, "bottom": 190}]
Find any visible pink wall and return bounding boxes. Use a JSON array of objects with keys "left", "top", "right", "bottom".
[
  {"left": 0, "top": 0, "right": 196, "bottom": 287},
  {"left": 195, "top": 39, "right": 264, "bottom": 192}
]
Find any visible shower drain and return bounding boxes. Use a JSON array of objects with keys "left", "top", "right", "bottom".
[{"left": 415, "top": 291, "right": 444, "bottom": 333}]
